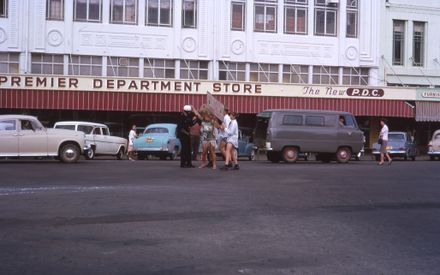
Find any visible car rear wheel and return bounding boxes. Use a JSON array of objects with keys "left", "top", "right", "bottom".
[
  {"left": 59, "top": 143, "right": 80, "bottom": 163},
  {"left": 137, "top": 152, "right": 146, "bottom": 160},
  {"left": 317, "top": 153, "right": 332, "bottom": 163},
  {"left": 169, "top": 148, "right": 178, "bottom": 160},
  {"left": 249, "top": 150, "right": 256, "bottom": 161},
  {"left": 267, "top": 152, "right": 280, "bottom": 163},
  {"left": 282, "top": 147, "right": 299, "bottom": 163},
  {"left": 116, "top": 147, "right": 125, "bottom": 160},
  {"left": 411, "top": 156, "right": 416, "bottom": 161},
  {"left": 336, "top": 147, "right": 352, "bottom": 163},
  {"left": 85, "top": 147, "right": 95, "bottom": 160}
]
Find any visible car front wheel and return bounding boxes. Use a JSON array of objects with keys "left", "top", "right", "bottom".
[
  {"left": 85, "top": 148, "right": 95, "bottom": 160},
  {"left": 59, "top": 143, "right": 80, "bottom": 163},
  {"left": 116, "top": 147, "right": 125, "bottom": 160}
]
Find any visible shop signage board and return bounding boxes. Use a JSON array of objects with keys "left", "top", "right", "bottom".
[
  {"left": 416, "top": 88, "right": 440, "bottom": 101},
  {"left": 0, "top": 74, "right": 417, "bottom": 101}
]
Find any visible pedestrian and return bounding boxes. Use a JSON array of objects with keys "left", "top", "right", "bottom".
[
  {"left": 128, "top": 124, "right": 137, "bottom": 161},
  {"left": 198, "top": 109, "right": 220, "bottom": 170},
  {"left": 378, "top": 118, "right": 392, "bottom": 166},
  {"left": 190, "top": 115, "right": 201, "bottom": 161},
  {"left": 177, "top": 105, "right": 200, "bottom": 168},
  {"left": 221, "top": 112, "right": 239, "bottom": 170},
  {"left": 219, "top": 108, "right": 231, "bottom": 160}
]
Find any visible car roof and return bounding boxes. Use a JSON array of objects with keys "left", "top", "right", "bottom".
[
  {"left": 54, "top": 121, "right": 107, "bottom": 127},
  {"left": 389, "top": 131, "right": 407, "bottom": 135},
  {"left": 0, "top": 114, "right": 38, "bottom": 120},
  {"left": 146, "top": 123, "right": 177, "bottom": 129},
  {"left": 259, "top": 109, "right": 353, "bottom": 115}
]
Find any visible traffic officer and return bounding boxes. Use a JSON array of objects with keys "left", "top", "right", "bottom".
[{"left": 177, "top": 105, "right": 200, "bottom": 168}]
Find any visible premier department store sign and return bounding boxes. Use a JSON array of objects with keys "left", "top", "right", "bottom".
[{"left": 0, "top": 75, "right": 416, "bottom": 101}]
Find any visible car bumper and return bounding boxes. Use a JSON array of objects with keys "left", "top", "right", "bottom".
[
  {"left": 428, "top": 151, "right": 440, "bottom": 156},
  {"left": 135, "top": 147, "right": 169, "bottom": 152},
  {"left": 372, "top": 150, "right": 407, "bottom": 155}
]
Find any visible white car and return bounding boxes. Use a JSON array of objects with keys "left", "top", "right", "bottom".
[
  {"left": 428, "top": 130, "right": 440, "bottom": 161},
  {"left": 54, "top": 121, "right": 128, "bottom": 160},
  {"left": 0, "top": 115, "right": 85, "bottom": 163}
]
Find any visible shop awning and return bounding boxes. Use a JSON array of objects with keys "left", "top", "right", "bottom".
[
  {"left": 416, "top": 101, "right": 440, "bottom": 122},
  {"left": 0, "top": 89, "right": 415, "bottom": 118}
]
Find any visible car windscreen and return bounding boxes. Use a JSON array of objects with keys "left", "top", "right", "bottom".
[
  {"left": 144, "top": 127, "right": 169, "bottom": 134},
  {"left": 389, "top": 134, "right": 405, "bottom": 141}
]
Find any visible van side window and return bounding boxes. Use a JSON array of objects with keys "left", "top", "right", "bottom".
[
  {"left": 282, "top": 115, "right": 303, "bottom": 126},
  {"left": 305, "top": 116, "right": 325, "bottom": 126}
]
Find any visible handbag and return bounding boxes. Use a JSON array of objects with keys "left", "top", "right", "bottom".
[{"left": 378, "top": 138, "right": 383, "bottom": 145}]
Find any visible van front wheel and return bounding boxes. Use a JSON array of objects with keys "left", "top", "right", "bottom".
[
  {"left": 336, "top": 147, "right": 352, "bottom": 163},
  {"left": 283, "top": 147, "right": 299, "bottom": 163}
]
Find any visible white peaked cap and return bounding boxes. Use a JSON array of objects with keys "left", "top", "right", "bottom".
[{"left": 183, "top": 105, "right": 192, "bottom": 112}]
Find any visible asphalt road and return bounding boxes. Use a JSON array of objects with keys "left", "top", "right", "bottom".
[{"left": 1, "top": 157, "right": 440, "bottom": 275}]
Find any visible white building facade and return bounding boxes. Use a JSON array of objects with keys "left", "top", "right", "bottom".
[{"left": 0, "top": 0, "right": 381, "bottom": 86}]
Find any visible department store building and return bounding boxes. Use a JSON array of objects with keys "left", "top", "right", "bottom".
[{"left": 0, "top": 0, "right": 439, "bottom": 147}]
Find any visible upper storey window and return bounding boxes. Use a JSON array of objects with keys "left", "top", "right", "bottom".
[
  {"left": 231, "top": 1, "right": 246, "bottom": 31},
  {"left": 182, "top": 0, "right": 197, "bottom": 28},
  {"left": 74, "top": 0, "right": 102, "bottom": 22},
  {"left": 314, "top": 0, "right": 337, "bottom": 36},
  {"left": 346, "top": 0, "right": 358, "bottom": 38},
  {"left": 47, "top": 0, "right": 64, "bottom": 20},
  {"left": 413, "top": 22, "right": 425, "bottom": 67},
  {"left": 392, "top": 20, "right": 405, "bottom": 66},
  {"left": 284, "top": 0, "right": 307, "bottom": 35},
  {"left": 110, "top": 0, "right": 138, "bottom": 25},
  {"left": 254, "top": 0, "right": 277, "bottom": 33},
  {"left": 146, "top": 0, "right": 173, "bottom": 27},
  {"left": 0, "top": 0, "right": 7, "bottom": 18}
]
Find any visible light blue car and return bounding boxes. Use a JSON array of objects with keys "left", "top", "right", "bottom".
[
  {"left": 133, "top": 123, "right": 181, "bottom": 160},
  {"left": 372, "top": 131, "right": 417, "bottom": 161}
]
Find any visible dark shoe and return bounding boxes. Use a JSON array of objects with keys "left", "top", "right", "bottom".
[
  {"left": 233, "top": 164, "right": 240, "bottom": 170},
  {"left": 226, "top": 163, "right": 233, "bottom": 168},
  {"left": 220, "top": 165, "right": 229, "bottom": 171}
]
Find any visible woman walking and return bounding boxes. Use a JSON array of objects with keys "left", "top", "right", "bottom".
[
  {"left": 378, "top": 118, "right": 392, "bottom": 166},
  {"left": 198, "top": 109, "right": 219, "bottom": 170},
  {"left": 221, "top": 112, "right": 239, "bottom": 170},
  {"left": 127, "top": 124, "right": 137, "bottom": 161}
]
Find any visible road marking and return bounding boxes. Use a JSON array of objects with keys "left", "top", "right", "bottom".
[{"left": 0, "top": 186, "right": 113, "bottom": 196}]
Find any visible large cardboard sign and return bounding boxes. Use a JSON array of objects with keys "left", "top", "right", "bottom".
[{"left": 207, "top": 92, "right": 225, "bottom": 121}]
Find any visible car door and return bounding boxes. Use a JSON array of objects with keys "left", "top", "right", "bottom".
[
  {"left": 92, "top": 127, "right": 106, "bottom": 155},
  {"left": 0, "top": 119, "right": 19, "bottom": 156},
  {"left": 102, "top": 127, "right": 118, "bottom": 154},
  {"left": 18, "top": 119, "right": 48, "bottom": 156}
]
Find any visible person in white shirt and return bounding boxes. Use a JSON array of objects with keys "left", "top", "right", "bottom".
[
  {"left": 128, "top": 124, "right": 138, "bottom": 161},
  {"left": 219, "top": 108, "right": 231, "bottom": 160},
  {"left": 379, "top": 118, "right": 392, "bottom": 166},
  {"left": 221, "top": 112, "right": 239, "bottom": 170}
]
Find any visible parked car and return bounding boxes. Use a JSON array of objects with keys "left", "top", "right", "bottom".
[
  {"left": 254, "top": 109, "right": 364, "bottom": 163},
  {"left": 133, "top": 123, "right": 181, "bottom": 160},
  {"left": 428, "top": 130, "right": 440, "bottom": 161},
  {"left": 372, "top": 131, "right": 416, "bottom": 161},
  {"left": 237, "top": 128, "right": 257, "bottom": 160},
  {"left": 0, "top": 115, "right": 85, "bottom": 163},
  {"left": 53, "top": 121, "right": 128, "bottom": 160}
]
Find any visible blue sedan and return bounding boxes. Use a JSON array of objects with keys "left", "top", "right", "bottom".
[
  {"left": 372, "top": 131, "right": 417, "bottom": 161},
  {"left": 133, "top": 123, "right": 181, "bottom": 160}
]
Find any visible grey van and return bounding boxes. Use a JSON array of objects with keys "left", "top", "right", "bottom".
[{"left": 254, "top": 109, "right": 364, "bottom": 163}]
